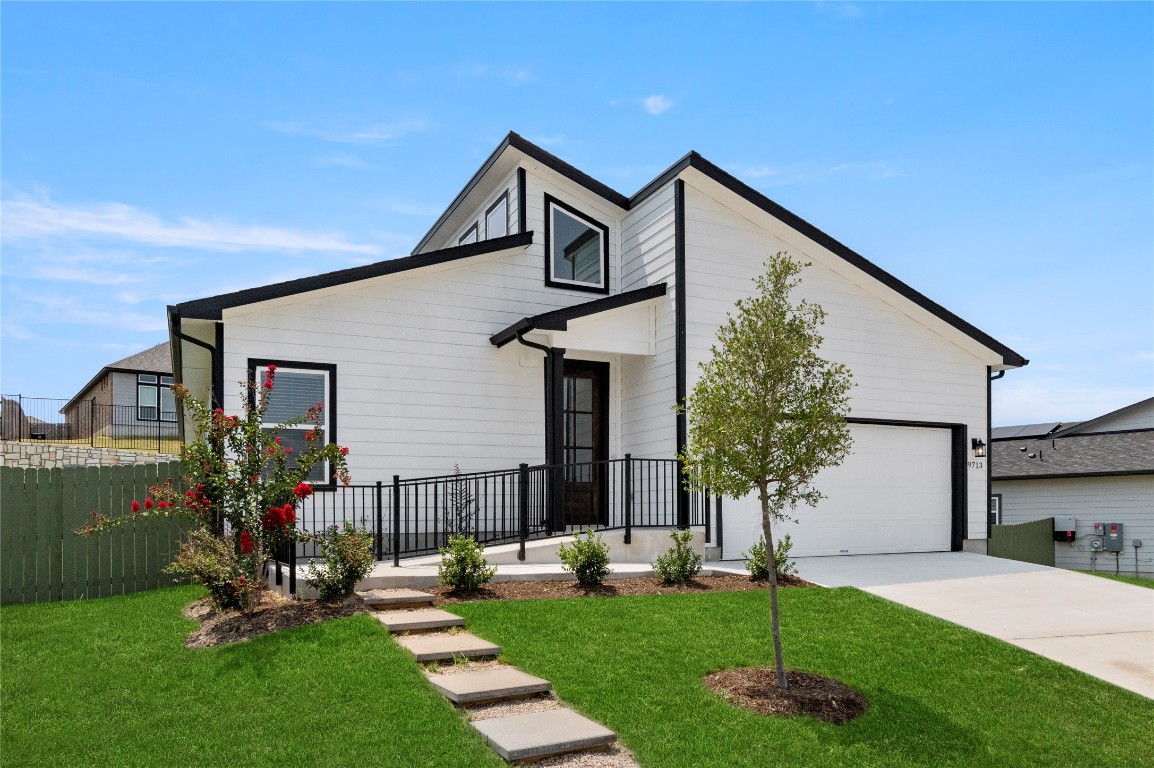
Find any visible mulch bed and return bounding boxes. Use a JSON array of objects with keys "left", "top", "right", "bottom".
[
  {"left": 183, "top": 594, "right": 367, "bottom": 649},
  {"left": 431, "top": 573, "right": 814, "bottom": 606},
  {"left": 704, "top": 667, "right": 867, "bottom": 724},
  {"left": 181, "top": 573, "right": 815, "bottom": 647}
]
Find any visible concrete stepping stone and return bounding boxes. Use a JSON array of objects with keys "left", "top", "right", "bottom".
[
  {"left": 359, "top": 589, "right": 435, "bottom": 609},
  {"left": 395, "top": 631, "right": 501, "bottom": 662},
  {"left": 429, "top": 667, "right": 551, "bottom": 704},
  {"left": 471, "top": 708, "right": 616, "bottom": 761},
  {"left": 376, "top": 608, "right": 465, "bottom": 633}
]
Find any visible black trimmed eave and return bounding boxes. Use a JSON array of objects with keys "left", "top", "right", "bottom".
[
  {"left": 489, "top": 283, "right": 667, "bottom": 348},
  {"left": 419, "top": 132, "right": 1028, "bottom": 369},
  {"left": 993, "top": 470, "right": 1154, "bottom": 481},
  {"left": 174, "top": 231, "right": 534, "bottom": 321}
]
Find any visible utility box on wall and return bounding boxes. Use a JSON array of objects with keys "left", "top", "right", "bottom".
[
  {"left": 1101, "top": 522, "right": 1125, "bottom": 553},
  {"left": 1053, "top": 516, "right": 1076, "bottom": 542}
]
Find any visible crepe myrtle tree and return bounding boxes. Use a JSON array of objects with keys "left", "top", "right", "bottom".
[
  {"left": 680, "top": 252, "right": 853, "bottom": 689},
  {"left": 76, "top": 365, "right": 351, "bottom": 613}
]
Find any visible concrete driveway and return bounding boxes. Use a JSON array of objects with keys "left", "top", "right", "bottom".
[{"left": 790, "top": 552, "right": 1154, "bottom": 699}]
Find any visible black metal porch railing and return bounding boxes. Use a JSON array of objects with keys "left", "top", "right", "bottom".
[{"left": 283, "top": 454, "right": 715, "bottom": 588}]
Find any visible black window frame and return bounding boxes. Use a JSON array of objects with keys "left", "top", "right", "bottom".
[
  {"left": 248, "top": 358, "right": 338, "bottom": 490},
  {"left": 458, "top": 222, "right": 479, "bottom": 246},
  {"left": 137, "top": 373, "right": 176, "bottom": 422},
  {"left": 484, "top": 191, "right": 510, "bottom": 240},
  {"left": 543, "top": 193, "right": 610, "bottom": 294}
]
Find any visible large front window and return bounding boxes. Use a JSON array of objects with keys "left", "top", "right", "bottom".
[
  {"left": 137, "top": 374, "right": 176, "bottom": 421},
  {"left": 251, "top": 361, "right": 336, "bottom": 485},
  {"left": 545, "top": 195, "right": 609, "bottom": 293}
]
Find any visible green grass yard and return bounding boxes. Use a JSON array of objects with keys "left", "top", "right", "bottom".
[
  {"left": 3, "top": 586, "right": 1152, "bottom": 768},
  {"left": 1081, "top": 571, "right": 1154, "bottom": 589}
]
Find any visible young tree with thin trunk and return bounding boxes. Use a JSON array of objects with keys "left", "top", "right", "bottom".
[{"left": 680, "top": 252, "right": 853, "bottom": 689}]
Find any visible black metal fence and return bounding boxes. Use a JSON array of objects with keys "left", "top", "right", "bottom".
[
  {"left": 284, "top": 455, "right": 713, "bottom": 583},
  {"left": 1, "top": 395, "right": 180, "bottom": 454}
]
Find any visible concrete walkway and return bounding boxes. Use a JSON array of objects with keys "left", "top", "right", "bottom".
[{"left": 783, "top": 552, "right": 1154, "bottom": 699}]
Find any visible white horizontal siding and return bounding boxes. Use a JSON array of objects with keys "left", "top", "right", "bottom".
[
  {"left": 994, "top": 475, "right": 1154, "bottom": 577},
  {"left": 681, "top": 181, "right": 991, "bottom": 540},
  {"left": 1079, "top": 402, "right": 1154, "bottom": 433},
  {"left": 440, "top": 168, "right": 522, "bottom": 251},
  {"left": 619, "top": 182, "right": 677, "bottom": 459}
]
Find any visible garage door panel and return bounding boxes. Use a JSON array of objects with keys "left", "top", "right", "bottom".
[{"left": 722, "top": 425, "right": 952, "bottom": 558}]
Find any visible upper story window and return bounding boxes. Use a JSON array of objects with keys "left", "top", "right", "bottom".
[
  {"left": 137, "top": 374, "right": 176, "bottom": 422},
  {"left": 485, "top": 192, "right": 509, "bottom": 239},
  {"left": 458, "top": 223, "right": 479, "bottom": 246},
  {"left": 544, "top": 194, "right": 609, "bottom": 294}
]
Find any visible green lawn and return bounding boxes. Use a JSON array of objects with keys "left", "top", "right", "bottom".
[
  {"left": 1081, "top": 571, "right": 1154, "bottom": 589},
  {"left": 453, "top": 588, "right": 1154, "bottom": 768},
  {"left": 0, "top": 587, "right": 504, "bottom": 768},
  {"left": 4, "top": 586, "right": 1152, "bottom": 768}
]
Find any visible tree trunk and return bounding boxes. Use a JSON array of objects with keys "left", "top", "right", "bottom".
[{"left": 759, "top": 483, "right": 788, "bottom": 690}]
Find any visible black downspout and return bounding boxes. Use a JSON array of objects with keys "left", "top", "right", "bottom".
[
  {"left": 515, "top": 331, "right": 566, "bottom": 532},
  {"left": 169, "top": 306, "right": 218, "bottom": 444},
  {"left": 987, "top": 368, "right": 1005, "bottom": 539},
  {"left": 213, "top": 322, "right": 225, "bottom": 410},
  {"left": 517, "top": 167, "right": 528, "bottom": 235},
  {"left": 674, "top": 179, "right": 689, "bottom": 529}
]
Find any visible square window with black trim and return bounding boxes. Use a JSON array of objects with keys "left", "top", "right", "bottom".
[
  {"left": 137, "top": 374, "right": 176, "bottom": 422},
  {"left": 544, "top": 194, "right": 609, "bottom": 293},
  {"left": 250, "top": 361, "right": 337, "bottom": 486}
]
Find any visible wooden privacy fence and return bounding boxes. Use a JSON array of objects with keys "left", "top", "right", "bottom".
[
  {"left": 1, "top": 462, "right": 189, "bottom": 605},
  {"left": 988, "top": 517, "right": 1055, "bottom": 568}
]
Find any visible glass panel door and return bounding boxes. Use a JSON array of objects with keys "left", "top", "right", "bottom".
[{"left": 562, "top": 361, "right": 607, "bottom": 526}]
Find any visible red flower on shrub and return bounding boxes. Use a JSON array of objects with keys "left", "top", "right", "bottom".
[
  {"left": 144, "top": 498, "right": 154, "bottom": 510},
  {"left": 131, "top": 500, "right": 140, "bottom": 513},
  {"left": 293, "top": 482, "right": 313, "bottom": 499},
  {"left": 239, "top": 531, "right": 254, "bottom": 554},
  {"left": 157, "top": 501, "right": 170, "bottom": 509},
  {"left": 339, "top": 446, "right": 349, "bottom": 456}
]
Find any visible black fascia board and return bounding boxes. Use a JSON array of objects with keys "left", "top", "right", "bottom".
[
  {"left": 490, "top": 283, "right": 667, "bottom": 348},
  {"left": 1048, "top": 397, "right": 1154, "bottom": 438},
  {"left": 993, "top": 469, "right": 1154, "bottom": 481},
  {"left": 177, "top": 232, "right": 533, "bottom": 320},
  {"left": 414, "top": 131, "right": 1027, "bottom": 367}
]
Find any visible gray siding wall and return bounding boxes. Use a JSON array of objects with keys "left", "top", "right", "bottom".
[
  {"left": 1079, "top": 402, "right": 1154, "bottom": 433},
  {"left": 994, "top": 475, "right": 1154, "bottom": 578}
]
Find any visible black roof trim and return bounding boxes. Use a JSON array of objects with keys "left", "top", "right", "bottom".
[
  {"left": 994, "top": 469, "right": 1154, "bottom": 481},
  {"left": 412, "top": 132, "right": 629, "bottom": 255},
  {"left": 175, "top": 232, "right": 534, "bottom": 320},
  {"left": 490, "top": 283, "right": 667, "bottom": 348},
  {"left": 416, "top": 133, "right": 1026, "bottom": 368}
]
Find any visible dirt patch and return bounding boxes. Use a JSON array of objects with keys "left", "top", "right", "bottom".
[
  {"left": 431, "top": 573, "right": 814, "bottom": 605},
  {"left": 704, "top": 667, "right": 867, "bottom": 724},
  {"left": 184, "top": 593, "right": 367, "bottom": 649}
]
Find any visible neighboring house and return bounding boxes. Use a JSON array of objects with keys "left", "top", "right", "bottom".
[
  {"left": 168, "top": 132, "right": 1027, "bottom": 561},
  {"left": 992, "top": 398, "right": 1154, "bottom": 578},
  {"left": 61, "top": 342, "right": 176, "bottom": 439}
]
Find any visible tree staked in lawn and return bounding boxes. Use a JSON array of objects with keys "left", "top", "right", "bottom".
[{"left": 680, "top": 252, "right": 853, "bottom": 689}]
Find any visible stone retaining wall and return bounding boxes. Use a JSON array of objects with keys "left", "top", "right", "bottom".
[{"left": 0, "top": 441, "right": 179, "bottom": 468}]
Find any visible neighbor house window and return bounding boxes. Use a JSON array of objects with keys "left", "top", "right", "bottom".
[
  {"left": 250, "top": 361, "right": 337, "bottom": 486},
  {"left": 137, "top": 374, "right": 176, "bottom": 422},
  {"left": 458, "top": 223, "right": 479, "bottom": 246},
  {"left": 485, "top": 192, "right": 508, "bottom": 239},
  {"left": 544, "top": 194, "right": 609, "bottom": 293}
]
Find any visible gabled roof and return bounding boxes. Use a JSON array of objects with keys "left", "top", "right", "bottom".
[
  {"left": 63, "top": 341, "right": 172, "bottom": 412},
  {"left": 172, "top": 232, "right": 533, "bottom": 321},
  {"left": 1049, "top": 397, "right": 1154, "bottom": 438},
  {"left": 991, "top": 431, "right": 1154, "bottom": 480},
  {"left": 490, "top": 283, "right": 667, "bottom": 348},
  {"left": 416, "top": 132, "right": 1026, "bottom": 368}
]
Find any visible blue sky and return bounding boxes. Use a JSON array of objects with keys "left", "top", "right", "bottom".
[{"left": 2, "top": 2, "right": 1151, "bottom": 424}]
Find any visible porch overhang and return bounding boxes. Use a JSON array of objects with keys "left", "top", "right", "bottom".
[{"left": 489, "top": 283, "right": 667, "bottom": 354}]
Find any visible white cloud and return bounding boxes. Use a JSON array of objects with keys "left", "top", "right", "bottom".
[
  {"left": 0, "top": 323, "right": 39, "bottom": 340},
  {"left": 993, "top": 379, "right": 1154, "bottom": 425},
  {"left": 22, "top": 293, "right": 168, "bottom": 333},
  {"left": 728, "top": 160, "right": 904, "bottom": 186},
  {"left": 29, "top": 265, "right": 146, "bottom": 285},
  {"left": 1, "top": 194, "right": 381, "bottom": 255},
  {"left": 313, "top": 154, "right": 376, "bottom": 170},
  {"left": 644, "top": 95, "right": 673, "bottom": 115},
  {"left": 265, "top": 117, "right": 429, "bottom": 145}
]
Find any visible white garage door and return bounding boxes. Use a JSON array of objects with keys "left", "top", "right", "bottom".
[{"left": 723, "top": 424, "right": 952, "bottom": 558}]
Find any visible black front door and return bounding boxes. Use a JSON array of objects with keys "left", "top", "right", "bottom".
[{"left": 562, "top": 360, "right": 609, "bottom": 526}]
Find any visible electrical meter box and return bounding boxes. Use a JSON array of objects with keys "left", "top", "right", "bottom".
[
  {"left": 1053, "top": 516, "right": 1076, "bottom": 542},
  {"left": 1101, "top": 522, "right": 1124, "bottom": 552}
]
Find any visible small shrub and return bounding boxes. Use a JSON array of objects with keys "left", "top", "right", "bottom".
[
  {"left": 652, "top": 528, "right": 702, "bottom": 584},
  {"left": 557, "top": 528, "right": 612, "bottom": 587},
  {"left": 165, "top": 529, "right": 243, "bottom": 612},
  {"left": 438, "top": 533, "right": 496, "bottom": 591},
  {"left": 306, "top": 522, "right": 376, "bottom": 601},
  {"left": 743, "top": 533, "right": 797, "bottom": 581}
]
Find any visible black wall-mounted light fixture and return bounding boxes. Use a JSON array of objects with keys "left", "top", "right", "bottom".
[{"left": 972, "top": 438, "right": 986, "bottom": 458}]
